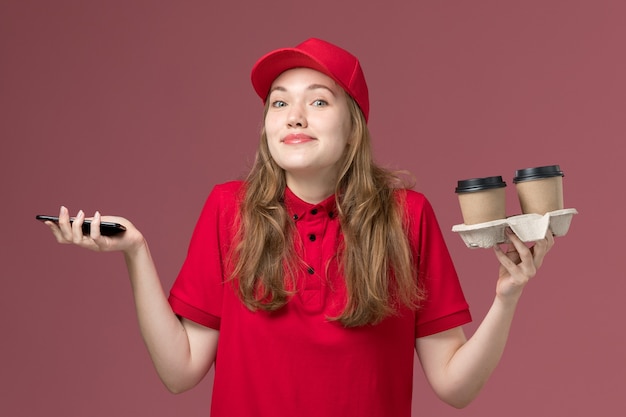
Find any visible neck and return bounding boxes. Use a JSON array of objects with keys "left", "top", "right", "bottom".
[{"left": 285, "top": 172, "right": 336, "bottom": 204}]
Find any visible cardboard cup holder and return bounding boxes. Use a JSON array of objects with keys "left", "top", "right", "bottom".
[{"left": 452, "top": 208, "right": 578, "bottom": 249}]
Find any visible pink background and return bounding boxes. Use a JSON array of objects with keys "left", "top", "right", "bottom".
[{"left": 1, "top": 1, "right": 624, "bottom": 416}]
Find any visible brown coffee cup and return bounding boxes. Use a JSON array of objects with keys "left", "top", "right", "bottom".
[
  {"left": 455, "top": 176, "right": 507, "bottom": 225},
  {"left": 513, "top": 165, "right": 564, "bottom": 215}
]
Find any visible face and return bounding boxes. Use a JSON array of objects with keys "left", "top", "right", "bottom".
[{"left": 264, "top": 68, "right": 352, "bottom": 189}]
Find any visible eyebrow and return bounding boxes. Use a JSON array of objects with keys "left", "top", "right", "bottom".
[{"left": 269, "top": 84, "right": 337, "bottom": 96}]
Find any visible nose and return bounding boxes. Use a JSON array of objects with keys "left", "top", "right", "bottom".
[{"left": 287, "top": 104, "right": 307, "bottom": 128}]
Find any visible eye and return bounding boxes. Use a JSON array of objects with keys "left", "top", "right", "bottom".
[
  {"left": 271, "top": 100, "right": 287, "bottom": 108},
  {"left": 312, "top": 99, "right": 328, "bottom": 107}
]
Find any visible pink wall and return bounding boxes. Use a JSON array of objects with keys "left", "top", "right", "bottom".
[{"left": 1, "top": 1, "right": 623, "bottom": 416}]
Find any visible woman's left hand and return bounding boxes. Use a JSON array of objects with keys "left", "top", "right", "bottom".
[{"left": 493, "top": 228, "right": 554, "bottom": 300}]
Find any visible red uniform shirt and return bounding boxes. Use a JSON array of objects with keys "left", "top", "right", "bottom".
[{"left": 169, "top": 181, "right": 471, "bottom": 417}]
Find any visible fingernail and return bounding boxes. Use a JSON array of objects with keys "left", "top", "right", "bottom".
[{"left": 77, "top": 210, "right": 84, "bottom": 217}]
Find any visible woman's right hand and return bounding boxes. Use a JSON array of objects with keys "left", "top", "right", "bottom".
[
  {"left": 45, "top": 205, "right": 219, "bottom": 392},
  {"left": 45, "top": 206, "right": 145, "bottom": 254}
]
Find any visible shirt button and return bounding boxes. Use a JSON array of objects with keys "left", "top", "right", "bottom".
[
  {"left": 328, "top": 211, "right": 335, "bottom": 219},
  {"left": 310, "top": 208, "right": 318, "bottom": 215},
  {"left": 309, "top": 234, "right": 316, "bottom": 242},
  {"left": 307, "top": 267, "right": 315, "bottom": 274},
  {"left": 293, "top": 214, "right": 299, "bottom": 220}
]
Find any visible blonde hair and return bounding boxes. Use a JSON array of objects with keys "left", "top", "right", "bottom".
[{"left": 230, "top": 96, "right": 423, "bottom": 327}]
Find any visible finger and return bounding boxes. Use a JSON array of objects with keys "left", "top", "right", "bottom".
[
  {"left": 57, "top": 206, "right": 73, "bottom": 241},
  {"left": 506, "top": 246, "right": 521, "bottom": 264},
  {"left": 530, "top": 230, "right": 554, "bottom": 268},
  {"left": 71, "top": 210, "right": 86, "bottom": 243},
  {"left": 545, "top": 230, "right": 555, "bottom": 249},
  {"left": 501, "top": 229, "right": 539, "bottom": 279},
  {"left": 493, "top": 244, "right": 520, "bottom": 270},
  {"left": 44, "top": 219, "right": 67, "bottom": 243},
  {"left": 90, "top": 211, "right": 102, "bottom": 240},
  {"left": 495, "top": 239, "right": 521, "bottom": 263},
  {"left": 505, "top": 229, "right": 533, "bottom": 262},
  {"left": 88, "top": 211, "right": 112, "bottom": 251}
]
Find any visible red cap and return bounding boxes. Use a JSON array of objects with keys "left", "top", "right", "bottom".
[{"left": 251, "top": 38, "right": 370, "bottom": 121}]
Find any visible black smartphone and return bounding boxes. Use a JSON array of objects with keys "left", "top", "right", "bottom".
[{"left": 36, "top": 215, "right": 127, "bottom": 236}]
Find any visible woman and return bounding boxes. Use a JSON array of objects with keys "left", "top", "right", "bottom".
[{"left": 43, "top": 38, "right": 554, "bottom": 417}]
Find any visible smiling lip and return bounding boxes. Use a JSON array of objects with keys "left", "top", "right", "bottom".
[{"left": 282, "top": 133, "right": 315, "bottom": 144}]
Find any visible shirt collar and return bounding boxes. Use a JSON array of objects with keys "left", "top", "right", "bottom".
[{"left": 284, "top": 187, "right": 338, "bottom": 222}]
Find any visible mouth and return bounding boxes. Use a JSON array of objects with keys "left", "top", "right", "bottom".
[{"left": 281, "top": 133, "right": 315, "bottom": 144}]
